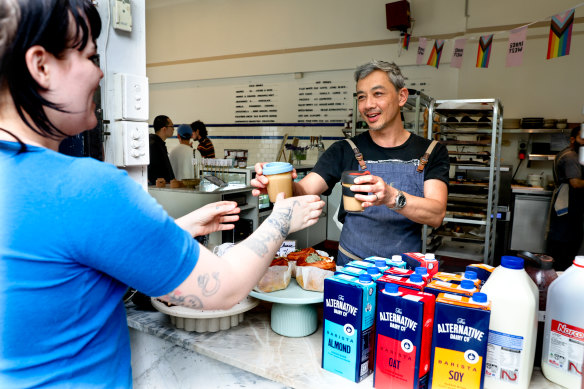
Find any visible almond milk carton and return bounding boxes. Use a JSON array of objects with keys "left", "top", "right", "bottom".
[{"left": 322, "top": 273, "right": 377, "bottom": 382}]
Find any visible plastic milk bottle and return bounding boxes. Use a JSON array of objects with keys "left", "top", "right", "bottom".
[
  {"left": 480, "top": 256, "right": 538, "bottom": 389},
  {"left": 541, "top": 255, "right": 584, "bottom": 388}
]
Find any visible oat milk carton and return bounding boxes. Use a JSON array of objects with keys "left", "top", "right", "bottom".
[
  {"left": 429, "top": 292, "right": 491, "bottom": 389},
  {"left": 374, "top": 284, "right": 436, "bottom": 388},
  {"left": 322, "top": 273, "right": 377, "bottom": 382}
]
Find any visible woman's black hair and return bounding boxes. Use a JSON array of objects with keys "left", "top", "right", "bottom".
[{"left": 0, "top": 0, "right": 102, "bottom": 141}]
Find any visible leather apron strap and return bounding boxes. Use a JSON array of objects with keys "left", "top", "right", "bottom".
[
  {"left": 338, "top": 245, "right": 363, "bottom": 262},
  {"left": 345, "top": 138, "right": 368, "bottom": 172},
  {"left": 416, "top": 140, "right": 438, "bottom": 173}
]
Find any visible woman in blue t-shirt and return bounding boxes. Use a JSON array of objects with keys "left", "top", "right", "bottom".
[{"left": 0, "top": 1, "right": 324, "bottom": 388}]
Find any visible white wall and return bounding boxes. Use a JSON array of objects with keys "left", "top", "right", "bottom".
[
  {"left": 97, "top": 0, "right": 148, "bottom": 186},
  {"left": 145, "top": 0, "right": 584, "bottom": 179}
]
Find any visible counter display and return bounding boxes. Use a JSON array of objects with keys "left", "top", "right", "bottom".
[{"left": 127, "top": 304, "right": 562, "bottom": 389}]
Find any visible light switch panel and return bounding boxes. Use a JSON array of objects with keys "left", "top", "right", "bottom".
[{"left": 113, "top": 73, "right": 149, "bottom": 121}]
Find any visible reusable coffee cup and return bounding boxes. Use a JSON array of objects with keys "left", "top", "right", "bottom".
[
  {"left": 263, "top": 162, "right": 294, "bottom": 202},
  {"left": 341, "top": 170, "right": 369, "bottom": 212}
]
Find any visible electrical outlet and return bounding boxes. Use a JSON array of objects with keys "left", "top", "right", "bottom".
[{"left": 113, "top": 0, "right": 132, "bottom": 32}]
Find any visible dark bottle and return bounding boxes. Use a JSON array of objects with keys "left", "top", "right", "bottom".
[{"left": 523, "top": 253, "right": 558, "bottom": 368}]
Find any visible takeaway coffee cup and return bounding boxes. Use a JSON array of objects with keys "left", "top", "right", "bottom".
[
  {"left": 263, "top": 162, "right": 294, "bottom": 202},
  {"left": 341, "top": 170, "right": 369, "bottom": 212}
]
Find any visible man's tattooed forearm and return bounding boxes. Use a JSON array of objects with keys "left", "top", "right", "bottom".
[
  {"left": 165, "top": 293, "right": 204, "bottom": 309},
  {"left": 198, "top": 272, "right": 220, "bottom": 296}
]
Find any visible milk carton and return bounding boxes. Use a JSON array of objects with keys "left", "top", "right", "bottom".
[
  {"left": 402, "top": 253, "right": 439, "bottom": 276},
  {"left": 433, "top": 271, "right": 481, "bottom": 288},
  {"left": 337, "top": 265, "right": 383, "bottom": 281},
  {"left": 365, "top": 255, "right": 407, "bottom": 269},
  {"left": 374, "top": 284, "right": 436, "bottom": 389},
  {"left": 323, "top": 273, "right": 377, "bottom": 382},
  {"left": 429, "top": 292, "right": 491, "bottom": 389},
  {"left": 466, "top": 263, "right": 495, "bottom": 283},
  {"left": 425, "top": 280, "right": 478, "bottom": 298},
  {"left": 377, "top": 274, "right": 426, "bottom": 293},
  {"left": 385, "top": 267, "right": 415, "bottom": 279}
]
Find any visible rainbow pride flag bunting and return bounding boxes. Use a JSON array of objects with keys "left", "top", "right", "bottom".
[
  {"left": 547, "top": 9, "right": 574, "bottom": 59},
  {"left": 402, "top": 33, "right": 411, "bottom": 50},
  {"left": 426, "top": 40, "right": 445, "bottom": 68},
  {"left": 476, "top": 34, "right": 494, "bottom": 68}
]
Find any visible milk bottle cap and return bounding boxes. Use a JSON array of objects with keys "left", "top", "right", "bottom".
[
  {"left": 383, "top": 284, "right": 400, "bottom": 295},
  {"left": 375, "top": 259, "right": 387, "bottom": 268},
  {"left": 415, "top": 267, "right": 428, "bottom": 275},
  {"left": 358, "top": 273, "right": 373, "bottom": 283},
  {"left": 367, "top": 267, "right": 380, "bottom": 275},
  {"left": 460, "top": 280, "right": 475, "bottom": 290},
  {"left": 501, "top": 255, "right": 524, "bottom": 270},
  {"left": 410, "top": 274, "right": 423, "bottom": 284},
  {"left": 574, "top": 255, "right": 584, "bottom": 266},
  {"left": 464, "top": 270, "right": 478, "bottom": 280},
  {"left": 471, "top": 292, "right": 488, "bottom": 303},
  {"left": 425, "top": 253, "right": 436, "bottom": 261},
  {"left": 391, "top": 255, "right": 404, "bottom": 263}
]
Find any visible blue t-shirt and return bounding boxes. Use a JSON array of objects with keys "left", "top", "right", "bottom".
[{"left": 0, "top": 141, "right": 199, "bottom": 388}]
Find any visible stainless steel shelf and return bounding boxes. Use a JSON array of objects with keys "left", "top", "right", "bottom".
[{"left": 425, "top": 98, "right": 503, "bottom": 265}]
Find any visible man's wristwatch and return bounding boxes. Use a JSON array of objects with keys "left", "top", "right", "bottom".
[{"left": 389, "top": 190, "right": 406, "bottom": 210}]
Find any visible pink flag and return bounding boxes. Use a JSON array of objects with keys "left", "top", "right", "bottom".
[
  {"left": 416, "top": 38, "right": 427, "bottom": 65},
  {"left": 506, "top": 26, "right": 527, "bottom": 67},
  {"left": 450, "top": 39, "right": 466, "bottom": 68}
]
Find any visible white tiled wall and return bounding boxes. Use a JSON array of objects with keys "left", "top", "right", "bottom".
[{"left": 167, "top": 125, "right": 346, "bottom": 166}]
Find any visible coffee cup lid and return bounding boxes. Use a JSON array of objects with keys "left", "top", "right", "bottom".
[
  {"left": 263, "top": 162, "right": 293, "bottom": 175},
  {"left": 341, "top": 170, "right": 368, "bottom": 184}
]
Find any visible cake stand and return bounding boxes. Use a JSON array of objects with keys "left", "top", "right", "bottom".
[
  {"left": 249, "top": 278, "right": 323, "bottom": 337},
  {"left": 151, "top": 296, "right": 259, "bottom": 333}
]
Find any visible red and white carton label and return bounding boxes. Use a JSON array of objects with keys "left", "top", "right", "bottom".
[{"left": 546, "top": 320, "right": 584, "bottom": 377}]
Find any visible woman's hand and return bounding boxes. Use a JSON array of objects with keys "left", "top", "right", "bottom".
[{"left": 175, "top": 201, "right": 241, "bottom": 237}]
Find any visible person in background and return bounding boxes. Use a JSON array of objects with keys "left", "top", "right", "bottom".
[
  {"left": 547, "top": 125, "right": 584, "bottom": 270},
  {"left": 0, "top": 1, "right": 325, "bottom": 387},
  {"left": 191, "top": 120, "right": 216, "bottom": 159},
  {"left": 169, "top": 123, "right": 195, "bottom": 180},
  {"left": 148, "top": 114, "right": 175, "bottom": 185},
  {"left": 252, "top": 60, "right": 449, "bottom": 266}
]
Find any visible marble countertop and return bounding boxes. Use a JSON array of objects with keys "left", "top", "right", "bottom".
[{"left": 126, "top": 303, "right": 562, "bottom": 389}]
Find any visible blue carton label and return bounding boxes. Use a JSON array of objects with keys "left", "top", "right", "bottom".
[{"left": 322, "top": 275, "right": 376, "bottom": 382}]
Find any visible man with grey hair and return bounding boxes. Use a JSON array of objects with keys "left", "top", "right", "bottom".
[{"left": 252, "top": 60, "right": 449, "bottom": 265}]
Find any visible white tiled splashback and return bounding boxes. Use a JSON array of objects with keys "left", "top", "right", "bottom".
[{"left": 166, "top": 125, "right": 346, "bottom": 166}]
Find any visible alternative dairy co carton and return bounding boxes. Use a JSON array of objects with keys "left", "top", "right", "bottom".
[
  {"left": 323, "top": 273, "right": 377, "bottom": 382},
  {"left": 374, "top": 284, "right": 436, "bottom": 389},
  {"left": 337, "top": 265, "right": 383, "bottom": 280},
  {"left": 364, "top": 255, "right": 407, "bottom": 269},
  {"left": 385, "top": 267, "right": 414, "bottom": 279},
  {"left": 429, "top": 292, "right": 491, "bottom": 389},
  {"left": 402, "top": 253, "right": 439, "bottom": 276},
  {"left": 465, "top": 264, "right": 495, "bottom": 283},
  {"left": 433, "top": 271, "right": 481, "bottom": 288},
  {"left": 424, "top": 280, "right": 478, "bottom": 298},
  {"left": 377, "top": 274, "right": 426, "bottom": 293}
]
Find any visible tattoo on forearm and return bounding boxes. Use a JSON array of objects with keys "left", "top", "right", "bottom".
[
  {"left": 266, "top": 204, "right": 293, "bottom": 237},
  {"left": 198, "top": 272, "right": 220, "bottom": 296},
  {"left": 241, "top": 202, "right": 297, "bottom": 257},
  {"left": 165, "top": 293, "right": 204, "bottom": 309}
]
